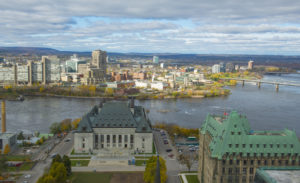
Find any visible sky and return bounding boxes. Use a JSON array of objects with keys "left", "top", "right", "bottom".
[{"left": 1, "top": 0, "right": 300, "bottom": 55}]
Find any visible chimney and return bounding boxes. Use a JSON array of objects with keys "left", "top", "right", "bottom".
[{"left": 2, "top": 100, "right": 6, "bottom": 133}]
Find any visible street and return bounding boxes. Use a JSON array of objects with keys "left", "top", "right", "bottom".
[{"left": 17, "top": 133, "right": 74, "bottom": 183}]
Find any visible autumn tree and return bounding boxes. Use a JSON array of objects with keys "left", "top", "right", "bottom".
[
  {"left": 3, "top": 144, "right": 10, "bottom": 155},
  {"left": 50, "top": 122, "right": 61, "bottom": 134},
  {"left": 50, "top": 162, "right": 67, "bottom": 183},
  {"left": 105, "top": 88, "right": 114, "bottom": 96},
  {"left": 72, "top": 118, "right": 81, "bottom": 129},
  {"left": 62, "top": 155, "right": 71, "bottom": 176},
  {"left": 143, "top": 156, "right": 167, "bottom": 183},
  {"left": 178, "top": 153, "right": 198, "bottom": 172},
  {"left": 60, "top": 119, "right": 72, "bottom": 132},
  {"left": 0, "top": 156, "right": 7, "bottom": 175}
]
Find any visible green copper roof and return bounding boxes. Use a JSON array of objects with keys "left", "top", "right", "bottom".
[
  {"left": 77, "top": 101, "right": 152, "bottom": 133},
  {"left": 200, "top": 111, "right": 300, "bottom": 159}
]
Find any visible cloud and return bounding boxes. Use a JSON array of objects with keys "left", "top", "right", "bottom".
[{"left": 1, "top": 0, "right": 300, "bottom": 54}]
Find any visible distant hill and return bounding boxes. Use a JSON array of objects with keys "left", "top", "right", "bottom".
[{"left": 1, "top": 46, "right": 300, "bottom": 68}]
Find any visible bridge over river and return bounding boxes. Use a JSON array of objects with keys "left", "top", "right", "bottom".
[{"left": 221, "top": 78, "right": 300, "bottom": 91}]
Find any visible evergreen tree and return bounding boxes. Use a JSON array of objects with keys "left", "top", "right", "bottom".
[{"left": 62, "top": 155, "right": 71, "bottom": 176}]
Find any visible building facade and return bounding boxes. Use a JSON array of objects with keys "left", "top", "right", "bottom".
[
  {"left": 74, "top": 100, "right": 153, "bottom": 157},
  {"left": 198, "top": 111, "right": 300, "bottom": 183},
  {"left": 212, "top": 64, "right": 221, "bottom": 73}
]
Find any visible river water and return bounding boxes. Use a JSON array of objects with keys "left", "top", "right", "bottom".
[{"left": 1, "top": 74, "right": 300, "bottom": 136}]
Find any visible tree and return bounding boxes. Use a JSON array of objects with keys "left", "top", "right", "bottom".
[
  {"left": 60, "top": 119, "right": 72, "bottom": 132},
  {"left": 178, "top": 153, "right": 198, "bottom": 172},
  {"left": 143, "top": 156, "right": 167, "bottom": 183},
  {"left": 105, "top": 88, "right": 114, "bottom": 96},
  {"left": 3, "top": 144, "right": 10, "bottom": 155},
  {"left": 50, "top": 122, "right": 61, "bottom": 134},
  {"left": 52, "top": 154, "right": 62, "bottom": 164},
  {"left": 37, "top": 174, "right": 55, "bottom": 183},
  {"left": 72, "top": 118, "right": 81, "bottom": 129},
  {"left": 17, "top": 132, "right": 25, "bottom": 140},
  {"left": 0, "top": 156, "right": 7, "bottom": 175},
  {"left": 62, "top": 155, "right": 71, "bottom": 176},
  {"left": 49, "top": 162, "right": 67, "bottom": 183}
]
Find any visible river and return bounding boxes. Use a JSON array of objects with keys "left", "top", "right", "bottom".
[{"left": 1, "top": 74, "right": 300, "bottom": 136}]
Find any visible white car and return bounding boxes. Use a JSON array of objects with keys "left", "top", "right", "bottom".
[{"left": 24, "top": 174, "right": 31, "bottom": 178}]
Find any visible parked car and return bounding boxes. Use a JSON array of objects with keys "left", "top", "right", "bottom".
[
  {"left": 24, "top": 174, "right": 31, "bottom": 179},
  {"left": 163, "top": 140, "right": 168, "bottom": 144},
  {"left": 166, "top": 149, "right": 172, "bottom": 152},
  {"left": 50, "top": 153, "right": 58, "bottom": 158},
  {"left": 168, "top": 153, "right": 174, "bottom": 158}
]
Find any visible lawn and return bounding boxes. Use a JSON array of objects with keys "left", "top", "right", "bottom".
[
  {"left": 70, "top": 172, "right": 145, "bottom": 183},
  {"left": 135, "top": 160, "right": 147, "bottom": 166},
  {"left": 186, "top": 175, "right": 199, "bottom": 183},
  {"left": 69, "top": 156, "right": 91, "bottom": 159},
  {"left": 7, "top": 162, "right": 35, "bottom": 172},
  {"left": 71, "top": 160, "right": 90, "bottom": 167},
  {"left": 4, "top": 155, "right": 31, "bottom": 161},
  {"left": 70, "top": 172, "right": 112, "bottom": 183}
]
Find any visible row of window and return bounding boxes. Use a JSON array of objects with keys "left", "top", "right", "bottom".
[
  {"left": 228, "top": 143, "right": 294, "bottom": 148},
  {"left": 225, "top": 152, "right": 298, "bottom": 158},
  {"left": 222, "top": 167, "right": 254, "bottom": 175},
  {"left": 222, "top": 159, "right": 299, "bottom": 166}
]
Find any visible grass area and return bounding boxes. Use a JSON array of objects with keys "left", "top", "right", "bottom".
[
  {"left": 4, "top": 155, "right": 31, "bottom": 161},
  {"left": 153, "top": 142, "right": 156, "bottom": 154},
  {"left": 70, "top": 172, "right": 145, "bottom": 183},
  {"left": 71, "top": 160, "right": 90, "bottom": 167},
  {"left": 135, "top": 160, "right": 147, "bottom": 166},
  {"left": 70, "top": 172, "right": 113, "bottom": 183},
  {"left": 7, "top": 162, "right": 35, "bottom": 172},
  {"left": 70, "top": 149, "right": 90, "bottom": 155},
  {"left": 180, "top": 171, "right": 198, "bottom": 173},
  {"left": 69, "top": 156, "right": 91, "bottom": 159},
  {"left": 186, "top": 175, "right": 199, "bottom": 183},
  {"left": 134, "top": 156, "right": 151, "bottom": 160}
]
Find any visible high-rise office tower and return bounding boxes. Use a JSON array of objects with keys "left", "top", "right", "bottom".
[{"left": 92, "top": 50, "right": 107, "bottom": 72}]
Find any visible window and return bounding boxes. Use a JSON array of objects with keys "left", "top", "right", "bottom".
[
  {"left": 292, "top": 160, "right": 296, "bottom": 165},
  {"left": 258, "top": 160, "right": 261, "bottom": 165},
  {"left": 261, "top": 153, "right": 264, "bottom": 157},
  {"left": 234, "top": 125, "right": 237, "bottom": 128},
  {"left": 254, "top": 153, "right": 257, "bottom": 157},
  {"left": 130, "top": 135, "right": 134, "bottom": 143},
  {"left": 113, "top": 135, "right": 116, "bottom": 143},
  {"left": 235, "top": 168, "right": 240, "bottom": 174},
  {"left": 242, "top": 168, "right": 247, "bottom": 174},
  {"left": 286, "top": 160, "right": 289, "bottom": 165},
  {"left": 222, "top": 160, "right": 226, "bottom": 165},
  {"left": 107, "top": 135, "right": 110, "bottom": 143},
  {"left": 222, "top": 168, "right": 225, "bottom": 173},
  {"left": 278, "top": 160, "right": 282, "bottom": 165},
  {"left": 243, "top": 144, "right": 246, "bottom": 148},
  {"left": 291, "top": 144, "right": 294, "bottom": 148},
  {"left": 236, "top": 160, "right": 240, "bottom": 165},
  {"left": 257, "top": 144, "right": 260, "bottom": 148},
  {"left": 250, "top": 168, "right": 254, "bottom": 174},
  {"left": 284, "top": 144, "right": 287, "bottom": 148},
  {"left": 270, "top": 144, "right": 273, "bottom": 148},
  {"left": 82, "top": 143, "right": 85, "bottom": 148},
  {"left": 243, "top": 160, "right": 247, "bottom": 165},
  {"left": 271, "top": 160, "right": 275, "bottom": 165},
  {"left": 82, "top": 138, "right": 85, "bottom": 142},
  {"left": 277, "top": 144, "right": 280, "bottom": 148},
  {"left": 263, "top": 144, "right": 267, "bottom": 148},
  {"left": 250, "top": 144, "right": 253, "bottom": 148},
  {"left": 230, "top": 160, "right": 233, "bottom": 165},
  {"left": 124, "top": 135, "right": 128, "bottom": 143},
  {"left": 238, "top": 132, "right": 241, "bottom": 135},
  {"left": 229, "top": 144, "right": 232, "bottom": 148},
  {"left": 142, "top": 138, "right": 145, "bottom": 142},
  {"left": 119, "top": 135, "right": 122, "bottom": 143},
  {"left": 264, "top": 160, "right": 267, "bottom": 165},
  {"left": 228, "top": 168, "right": 232, "bottom": 174},
  {"left": 250, "top": 160, "right": 254, "bottom": 165},
  {"left": 236, "top": 144, "right": 239, "bottom": 148},
  {"left": 231, "top": 132, "right": 235, "bottom": 135}
]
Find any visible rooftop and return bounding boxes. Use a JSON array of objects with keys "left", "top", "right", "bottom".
[
  {"left": 200, "top": 111, "right": 300, "bottom": 159},
  {"left": 256, "top": 167, "right": 300, "bottom": 183},
  {"left": 0, "top": 132, "right": 16, "bottom": 139},
  {"left": 77, "top": 101, "right": 152, "bottom": 133}
]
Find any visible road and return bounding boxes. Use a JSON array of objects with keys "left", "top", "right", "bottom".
[
  {"left": 153, "top": 130, "right": 181, "bottom": 183},
  {"left": 17, "top": 133, "right": 74, "bottom": 183}
]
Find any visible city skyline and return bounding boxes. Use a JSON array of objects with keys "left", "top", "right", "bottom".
[{"left": 1, "top": 0, "right": 300, "bottom": 55}]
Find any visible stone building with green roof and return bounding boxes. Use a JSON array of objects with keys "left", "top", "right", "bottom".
[
  {"left": 198, "top": 111, "right": 300, "bottom": 183},
  {"left": 74, "top": 100, "right": 153, "bottom": 156}
]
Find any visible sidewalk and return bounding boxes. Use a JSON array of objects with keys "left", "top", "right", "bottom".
[
  {"left": 72, "top": 165, "right": 145, "bottom": 172},
  {"left": 178, "top": 173, "right": 198, "bottom": 183}
]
